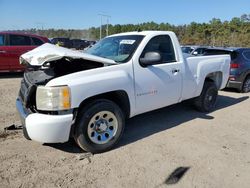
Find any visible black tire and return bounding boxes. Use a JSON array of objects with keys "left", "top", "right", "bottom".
[
  {"left": 241, "top": 76, "right": 250, "bottom": 93},
  {"left": 194, "top": 82, "right": 218, "bottom": 112},
  {"left": 74, "top": 99, "right": 125, "bottom": 153}
]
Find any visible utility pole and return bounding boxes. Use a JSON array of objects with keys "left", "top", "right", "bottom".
[
  {"left": 98, "top": 14, "right": 111, "bottom": 39},
  {"left": 106, "top": 17, "right": 109, "bottom": 36},
  {"left": 99, "top": 15, "right": 102, "bottom": 40}
]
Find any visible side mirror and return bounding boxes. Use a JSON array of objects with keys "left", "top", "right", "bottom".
[{"left": 140, "top": 52, "right": 161, "bottom": 66}]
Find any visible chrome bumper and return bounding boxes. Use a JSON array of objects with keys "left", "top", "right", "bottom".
[{"left": 16, "top": 97, "right": 29, "bottom": 126}]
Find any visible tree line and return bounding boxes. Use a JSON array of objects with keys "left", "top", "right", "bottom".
[{"left": 17, "top": 14, "right": 250, "bottom": 47}]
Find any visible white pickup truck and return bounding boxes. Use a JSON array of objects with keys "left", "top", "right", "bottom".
[{"left": 16, "top": 31, "right": 230, "bottom": 153}]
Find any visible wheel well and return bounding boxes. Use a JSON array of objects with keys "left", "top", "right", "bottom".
[
  {"left": 244, "top": 73, "right": 250, "bottom": 81},
  {"left": 242, "top": 73, "right": 250, "bottom": 90},
  {"left": 205, "top": 71, "right": 223, "bottom": 89},
  {"left": 78, "top": 90, "right": 130, "bottom": 119}
]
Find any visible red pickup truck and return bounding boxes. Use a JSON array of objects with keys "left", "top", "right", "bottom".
[{"left": 0, "top": 32, "right": 49, "bottom": 72}]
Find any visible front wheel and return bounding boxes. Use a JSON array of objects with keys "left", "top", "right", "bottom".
[
  {"left": 74, "top": 99, "right": 125, "bottom": 153},
  {"left": 194, "top": 82, "right": 218, "bottom": 112}
]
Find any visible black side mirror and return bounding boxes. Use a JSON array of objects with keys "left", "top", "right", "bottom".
[{"left": 140, "top": 52, "right": 162, "bottom": 67}]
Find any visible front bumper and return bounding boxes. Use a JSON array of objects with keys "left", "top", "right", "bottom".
[{"left": 16, "top": 98, "right": 73, "bottom": 143}]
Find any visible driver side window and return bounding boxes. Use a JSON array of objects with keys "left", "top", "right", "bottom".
[{"left": 141, "top": 35, "right": 176, "bottom": 64}]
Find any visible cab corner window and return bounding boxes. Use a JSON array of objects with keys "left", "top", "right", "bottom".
[
  {"left": 0, "top": 35, "right": 4, "bottom": 46},
  {"left": 9, "top": 34, "right": 31, "bottom": 46},
  {"left": 141, "top": 35, "right": 176, "bottom": 64}
]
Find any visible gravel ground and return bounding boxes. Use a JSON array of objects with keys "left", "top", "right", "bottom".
[{"left": 0, "top": 74, "right": 250, "bottom": 188}]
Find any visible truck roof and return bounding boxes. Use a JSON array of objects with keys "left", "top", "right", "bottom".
[{"left": 109, "top": 30, "right": 175, "bottom": 37}]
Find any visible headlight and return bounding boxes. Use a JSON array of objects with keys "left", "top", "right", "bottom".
[{"left": 36, "top": 86, "right": 71, "bottom": 111}]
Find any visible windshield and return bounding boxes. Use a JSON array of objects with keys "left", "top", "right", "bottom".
[{"left": 86, "top": 35, "right": 144, "bottom": 63}]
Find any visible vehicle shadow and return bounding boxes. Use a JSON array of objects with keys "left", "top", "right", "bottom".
[
  {"left": 222, "top": 87, "right": 241, "bottom": 93},
  {"left": 46, "top": 94, "right": 249, "bottom": 153},
  {"left": 0, "top": 72, "right": 23, "bottom": 79},
  {"left": 118, "top": 94, "right": 249, "bottom": 148},
  {"left": 44, "top": 138, "right": 84, "bottom": 154}
]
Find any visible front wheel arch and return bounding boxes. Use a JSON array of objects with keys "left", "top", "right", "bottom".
[{"left": 77, "top": 90, "right": 130, "bottom": 119}]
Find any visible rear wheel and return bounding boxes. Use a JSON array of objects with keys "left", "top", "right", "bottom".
[
  {"left": 74, "top": 99, "right": 125, "bottom": 153},
  {"left": 194, "top": 82, "right": 218, "bottom": 112},
  {"left": 241, "top": 76, "right": 250, "bottom": 93}
]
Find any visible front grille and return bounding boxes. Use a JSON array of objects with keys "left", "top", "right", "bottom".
[{"left": 19, "top": 74, "right": 36, "bottom": 108}]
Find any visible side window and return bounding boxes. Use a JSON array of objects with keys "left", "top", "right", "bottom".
[
  {"left": 194, "top": 48, "right": 206, "bottom": 55},
  {"left": 243, "top": 51, "right": 250, "bottom": 61},
  {"left": 31, "top": 37, "right": 44, "bottom": 45},
  {"left": 0, "top": 34, "right": 5, "bottom": 46},
  {"left": 9, "top": 34, "right": 31, "bottom": 46},
  {"left": 141, "top": 35, "right": 176, "bottom": 64},
  {"left": 196, "top": 48, "right": 203, "bottom": 54}
]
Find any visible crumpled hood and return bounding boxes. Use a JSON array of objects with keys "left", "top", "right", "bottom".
[{"left": 20, "top": 43, "right": 117, "bottom": 66}]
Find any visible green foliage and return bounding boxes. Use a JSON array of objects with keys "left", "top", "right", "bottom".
[
  {"left": 13, "top": 14, "right": 250, "bottom": 47},
  {"left": 94, "top": 15, "right": 250, "bottom": 47}
]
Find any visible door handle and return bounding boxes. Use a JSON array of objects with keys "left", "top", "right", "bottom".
[
  {"left": 172, "top": 69, "right": 180, "bottom": 74},
  {"left": 0, "top": 50, "right": 6, "bottom": 53}
]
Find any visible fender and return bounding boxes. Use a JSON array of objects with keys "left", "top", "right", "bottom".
[
  {"left": 187, "top": 55, "right": 230, "bottom": 97},
  {"left": 46, "top": 62, "right": 136, "bottom": 115}
]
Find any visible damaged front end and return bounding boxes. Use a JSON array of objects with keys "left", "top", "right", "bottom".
[
  {"left": 19, "top": 57, "right": 104, "bottom": 114},
  {"left": 16, "top": 43, "right": 117, "bottom": 143},
  {"left": 17, "top": 43, "right": 117, "bottom": 113}
]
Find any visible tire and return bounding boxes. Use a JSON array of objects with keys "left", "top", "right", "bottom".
[
  {"left": 194, "top": 82, "right": 218, "bottom": 112},
  {"left": 74, "top": 99, "right": 125, "bottom": 153},
  {"left": 241, "top": 76, "right": 250, "bottom": 93}
]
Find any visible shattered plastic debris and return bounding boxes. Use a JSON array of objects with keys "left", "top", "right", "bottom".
[
  {"left": 165, "top": 166, "right": 190, "bottom": 185},
  {"left": 4, "top": 124, "right": 23, "bottom": 131},
  {"left": 0, "top": 124, "right": 22, "bottom": 140},
  {"left": 77, "top": 152, "right": 93, "bottom": 163}
]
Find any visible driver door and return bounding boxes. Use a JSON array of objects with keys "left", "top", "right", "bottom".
[{"left": 133, "top": 35, "right": 183, "bottom": 114}]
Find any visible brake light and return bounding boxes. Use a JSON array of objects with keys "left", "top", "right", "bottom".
[{"left": 230, "top": 63, "right": 239, "bottom": 68}]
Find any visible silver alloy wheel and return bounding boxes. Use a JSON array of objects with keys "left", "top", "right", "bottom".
[{"left": 87, "top": 111, "right": 118, "bottom": 144}]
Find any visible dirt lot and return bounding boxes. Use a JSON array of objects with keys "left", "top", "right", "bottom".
[{"left": 0, "top": 74, "right": 250, "bottom": 188}]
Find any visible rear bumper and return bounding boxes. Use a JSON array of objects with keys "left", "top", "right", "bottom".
[
  {"left": 16, "top": 98, "right": 73, "bottom": 143},
  {"left": 226, "top": 80, "right": 242, "bottom": 90}
]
